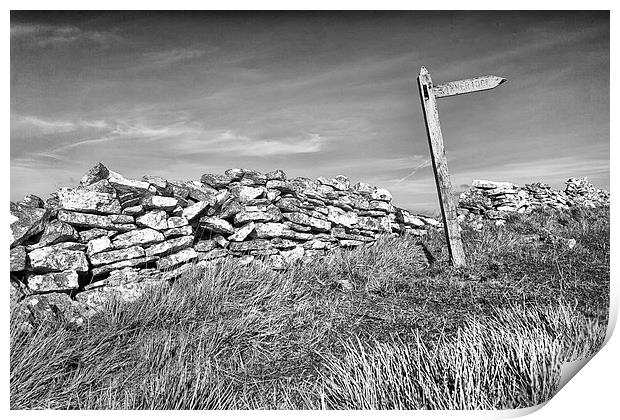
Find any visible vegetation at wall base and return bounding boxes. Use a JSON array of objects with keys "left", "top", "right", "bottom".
[{"left": 10, "top": 206, "right": 609, "bottom": 409}]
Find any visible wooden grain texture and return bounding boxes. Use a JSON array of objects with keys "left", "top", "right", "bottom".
[
  {"left": 417, "top": 67, "right": 467, "bottom": 268},
  {"left": 433, "top": 75, "right": 506, "bottom": 98}
]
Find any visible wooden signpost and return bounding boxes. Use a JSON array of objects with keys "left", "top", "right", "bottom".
[{"left": 417, "top": 67, "right": 506, "bottom": 268}]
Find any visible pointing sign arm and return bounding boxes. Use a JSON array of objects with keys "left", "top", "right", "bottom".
[{"left": 433, "top": 75, "right": 506, "bottom": 98}]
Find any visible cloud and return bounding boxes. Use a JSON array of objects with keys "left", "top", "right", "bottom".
[
  {"left": 10, "top": 23, "right": 120, "bottom": 48},
  {"left": 199, "top": 130, "right": 326, "bottom": 156},
  {"left": 142, "top": 48, "right": 208, "bottom": 67},
  {"left": 12, "top": 115, "right": 110, "bottom": 135}
]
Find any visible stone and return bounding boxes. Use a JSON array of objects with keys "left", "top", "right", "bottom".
[
  {"left": 87, "top": 236, "right": 114, "bottom": 255},
  {"left": 214, "top": 235, "right": 230, "bottom": 248},
  {"left": 145, "top": 235, "right": 193, "bottom": 257},
  {"left": 109, "top": 214, "right": 134, "bottom": 224},
  {"left": 195, "top": 239, "right": 218, "bottom": 252},
  {"left": 270, "top": 238, "right": 299, "bottom": 249},
  {"left": 266, "top": 169, "right": 286, "bottom": 181},
  {"left": 21, "top": 292, "right": 89, "bottom": 326},
  {"left": 57, "top": 210, "right": 117, "bottom": 230},
  {"left": 241, "top": 170, "right": 267, "bottom": 185},
  {"left": 471, "top": 179, "right": 518, "bottom": 190},
  {"left": 237, "top": 255, "right": 255, "bottom": 265},
  {"left": 19, "top": 194, "right": 45, "bottom": 208},
  {"left": 201, "top": 173, "right": 233, "bottom": 188},
  {"left": 182, "top": 201, "right": 210, "bottom": 222},
  {"left": 142, "top": 175, "right": 172, "bottom": 196},
  {"left": 326, "top": 206, "right": 358, "bottom": 228},
  {"left": 91, "top": 255, "right": 159, "bottom": 277},
  {"left": 184, "top": 181, "right": 218, "bottom": 204},
  {"left": 234, "top": 205, "right": 282, "bottom": 225},
  {"left": 371, "top": 188, "right": 393, "bottom": 202},
  {"left": 284, "top": 221, "right": 312, "bottom": 232},
  {"left": 10, "top": 246, "right": 27, "bottom": 271},
  {"left": 84, "top": 179, "right": 117, "bottom": 195},
  {"left": 339, "top": 239, "right": 364, "bottom": 247},
  {"left": 229, "top": 239, "right": 272, "bottom": 253},
  {"left": 228, "top": 221, "right": 256, "bottom": 241},
  {"left": 28, "top": 270, "right": 79, "bottom": 292},
  {"left": 268, "top": 254, "right": 286, "bottom": 270},
  {"left": 112, "top": 228, "right": 165, "bottom": 249},
  {"left": 142, "top": 195, "right": 179, "bottom": 211},
  {"left": 122, "top": 205, "right": 145, "bottom": 216},
  {"left": 252, "top": 222, "right": 288, "bottom": 239},
  {"left": 157, "top": 248, "right": 198, "bottom": 270},
  {"left": 108, "top": 174, "right": 154, "bottom": 194},
  {"left": 224, "top": 168, "right": 246, "bottom": 181},
  {"left": 169, "top": 181, "right": 190, "bottom": 199},
  {"left": 136, "top": 210, "right": 168, "bottom": 230},
  {"left": 29, "top": 247, "right": 89, "bottom": 273},
  {"left": 79, "top": 228, "right": 113, "bottom": 243},
  {"left": 353, "top": 182, "right": 375, "bottom": 195},
  {"left": 29, "top": 219, "right": 79, "bottom": 249},
  {"left": 80, "top": 162, "right": 110, "bottom": 186},
  {"left": 282, "top": 212, "right": 331, "bottom": 232},
  {"left": 10, "top": 203, "right": 49, "bottom": 247},
  {"left": 197, "top": 248, "right": 229, "bottom": 261},
  {"left": 90, "top": 246, "right": 145, "bottom": 266},
  {"left": 164, "top": 225, "right": 193, "bottom": 239},
  {"left": 266, "top": 180, "right": 296, "bottom": 194},
  {"left": 199, "top": 216, "right": 235, "bottom": 235},
  {"left": 167, "top": 216, "right": 189, "bottom": 229},
  {"left": 230, "top": 186, "right": 265, "bottom": 203}
]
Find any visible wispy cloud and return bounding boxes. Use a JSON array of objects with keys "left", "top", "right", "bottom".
[
  {"left": 12, "top": 115, "right": 110, "bottom": 135},
  {"left": 142, "top": 48, "right": 208, "bottom": 67},
  {"left": 10, "top": 23, "right": 120, "bottom": 48}
]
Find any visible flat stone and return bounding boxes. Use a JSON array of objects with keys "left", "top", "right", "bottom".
[
  {"left": 201, "top": 173, "right": 233, "bottom": 188},
  {"left": 219, "top": 198, "right": 243, "bottom": 219},
  {"left": 195, "top": 239, "right": 218, "bottom": 252},
  {"left": 284, "top": 221, "right": 312, "bottom": 232},
  {"left": 326, "top": 206, "right": 358, "bottom": 228},
  {"left": 199, "top": 216, "right": 235, "bottom": 235},
  {"left": 142, "top": 175, "right": 172, "bottom": 195},
  {"left": 10, "top": 246, "right": 27, "bottom": 271},
  {"left": 57, "top": 187, "right": 121, "bottom": 215},
  {"left": 167, "top": 216, "right": 188, "bottom": 229},
  {"left": 28, "top": 246, "right": 89, "bottom": 273},
  {"left": 57, "top": 209, "right": 116, "bottom": 230},
  {"left": 163, "top": 225, "right": 193, "bottom": 239},
  {"left": 78, "top": 228, "right": 117, "bottom": 243},
  {"left": 136, "top": 210, "right": 168, "bottom": 230},
  {"left": 228, "top": 222, "right": 256, "bottom": 241},
  {"left": 142, "top": 195, "right": 179, "bottom": 211},
  {"left": 90, "top": 246, "right": 145, "bottom": 266},
  {"left": 229, "top": 239, "right": 272, "bottom": 252},
  {"left": 21, "top": 292, "right": 90, "bottom": 326},
  {"left": 109, "top": 214, "right": 134, "bottom": 224},
  {"left": 282, "top": 212, "right": 331, "bottom": 232},
  {"left": 252, "top": 222, "right": 289, "bottom": 239},
  {"left": 10, "top": 203, "right": 50, "bottom": 247},
  {"left": 122, "top": 205, "right": 145, "bottom": 216},
  {"left": 91, "top": 255, "right": 159, "bottom": 277},
  {"left": 184, "top": 181, "right": 218, "bottom": 204},
  {"left": 281, "top": 246, "right": 305, "bottom": 263},
  {"left": 182, "top": 201, "right": 210, "bottom": 221},
  {"left": 112, "top": 228, "right": 165, "bottom": 249},
  {"left": 157, "top": 248, "right": 197, "bottom": 270},
  {"left": 28, "top": 270, "right": 79, "bottom": 292},
  {"left": 109, "top": 174, "right": 154, "bottom": 194},
  {"left": 145, "top": 235, "right": 193, "bottom": 257},
  {"left": 87, "top": 236, "right": 114, "bottom": 255},
  {"left": 266, "top": 180, "right": 296, "bottom": 194},
  {"left": 230, "top": 186, "right": 265, "bottom": 203},
  {"left": 234, "top": 205, "right": 282, "bottom": 224},
  {"left": 197, "top": 248, "right": 229, "bottom": 261},
  {"left": 471, "top": 179, "right": 519, "bottom": 190}
]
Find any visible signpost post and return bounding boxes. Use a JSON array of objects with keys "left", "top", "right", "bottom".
[{"left": 417, "top": 67, "right": 506, "bottom": 268}]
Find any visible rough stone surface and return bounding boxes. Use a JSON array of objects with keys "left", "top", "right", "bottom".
[
  {"left": 199, "top": 216, "right": 235, "bottom": 235},
  {"left": 10, "top": 203, "right": 49, "bottom": 247},
  {"left": 228, "top": 222, "right": 256, "bottom": 241},
  {"left": 112, "top": 228, "right": 165, "bottom": 249},
  {"left": 57, "top": 187, "right": 121, "bottom": 214},
  {"left": 182, "top": 201, "right": 210, "bottom": 221},
  {"left": 10, "top": 246, "right": 27, "bottom": 271},
  {"left": 142, "top": 195, "right": 179, "bottom": 211},
  {"left": 29, "top": 247, "right": 89, "bottom": 273},
  {"left": 90, "top": 246, "right": 145, "bottom": 266},
  {"left": 158, "top": 248, "right": 198, "bottom": 270},
  {"left": 145, "top": 235, "right": 193, "bottom": 257},
  {"left": 87, "top": 236, "right": 114, "bottom": 256},
  {"left": 136, "top": 210, "right": 168, "bottom": 231},
  {"left": 28, "top": 270, "right": 79, "bottom": 292}
]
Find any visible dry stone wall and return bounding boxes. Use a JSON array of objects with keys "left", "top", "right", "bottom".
[
  {"left": 10, "top": 163, "right": 440, "bottom": 326},
  {"left": 457, "top": 177, "right": 610, "bottom": 225}
]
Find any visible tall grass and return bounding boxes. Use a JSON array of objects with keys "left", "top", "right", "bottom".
[{"left": 10, "top": 207, "right": 609, "bottom": 409}]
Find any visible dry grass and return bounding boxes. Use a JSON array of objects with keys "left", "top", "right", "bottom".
[{"left": 10, "top": 206, "right": 609, "bottom": 409}]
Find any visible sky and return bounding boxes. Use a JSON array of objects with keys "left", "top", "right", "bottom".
[{"left": 10, "top": 11, "right": 609, "bottom": 213}]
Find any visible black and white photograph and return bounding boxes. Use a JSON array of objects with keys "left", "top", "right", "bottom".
[{"left": 8, "top": 7, "right": 613, "bottom": 413}]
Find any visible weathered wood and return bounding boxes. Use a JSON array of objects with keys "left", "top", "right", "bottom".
[
  {"left": 433, "top": 75, "right": 506, "bottom": 98},
  {"left": 417, "top": 67, "right": 467, "bottom": 268}
]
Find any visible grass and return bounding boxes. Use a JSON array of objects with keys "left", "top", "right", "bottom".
[{"left": 10, "top": 206, "right": 609, "bottom": 409}]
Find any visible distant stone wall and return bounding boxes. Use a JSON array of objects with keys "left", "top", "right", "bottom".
[
  {"left": 457, "top": 177, "right": 610, "bottom": 225},
  {"left": 10, "top": 163, "right": 440, "bottom": 327}
]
